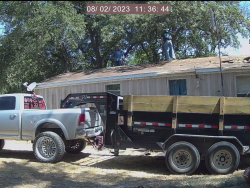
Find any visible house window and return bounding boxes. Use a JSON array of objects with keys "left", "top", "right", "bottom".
[
  {"left": 169, "top": 79, "right": 187, "bottom": 95},
  {"left": 106, "top": 84, "right": 120, "bottom": 95},
  {"left": 236, "top": 76, "right": 250, "bottom": 97}
]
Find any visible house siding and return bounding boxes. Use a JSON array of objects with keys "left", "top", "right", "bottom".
[{"left": 36, "top": 71, "right": 250, "bottom": 109}]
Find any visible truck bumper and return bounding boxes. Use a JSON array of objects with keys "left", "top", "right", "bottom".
[{"left": 75, "top": 126, "right": 103, "bottom": 139}]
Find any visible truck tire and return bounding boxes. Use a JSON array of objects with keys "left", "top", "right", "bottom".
[
  {"left": 33, "top": 132, "right": 65, "bottom": 163},
  {"left": 65, "top": 140, "right": 87, "bottom": 154},
  {"left": 205, "top": 141, "right": 240, "bottom": 174},
  {"left": 0, "top": 139, "right": 5, "bottom": 150},
  {"left": 165, "top": 141, "right": 200, "bottom": 175}
]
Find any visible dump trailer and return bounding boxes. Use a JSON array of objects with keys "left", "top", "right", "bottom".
[{"left": 61, "top": 92, "right": 250, "bottom": 175}]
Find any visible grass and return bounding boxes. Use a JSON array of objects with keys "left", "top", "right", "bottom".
[{"left": 0, "top": 140, "right": 249, "bottom": 188}]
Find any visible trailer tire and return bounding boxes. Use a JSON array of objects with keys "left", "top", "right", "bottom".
[
  {"left": 165, "top": 141, "right": 200, "bottom": 175},
  {"left": 205, "top": 141, "right": 240, "bottom": 174},
  {"left": 33, "top": 132, "right": 65, "bottom": 163},
  {"left": 0, "top": 139, "right": 5, "bottom": 150},
  {"left": 65, "top": 140, "right": 87, "bottom": 154}
]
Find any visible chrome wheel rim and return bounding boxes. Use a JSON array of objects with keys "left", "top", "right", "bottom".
[
  {"left": 213, "top": 150, "right": 232, "bottom": 169},
  {"left": 37, "top": 136, "right": 57, "bottom": 159},
  {"left": 173, "top": 149, "right": 192, "bottom": 169}
]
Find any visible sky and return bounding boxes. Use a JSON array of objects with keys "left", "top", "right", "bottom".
[
  {"left": 218, "top": 1, "right": 250, "bottom": 56},
  {"left": 219, "top": 34, "right": 250, "bottom": 56}
]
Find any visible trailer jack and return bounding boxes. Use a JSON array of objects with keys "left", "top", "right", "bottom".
[{"left": 88, "top": 136, "right": 104, "bottom": 151}]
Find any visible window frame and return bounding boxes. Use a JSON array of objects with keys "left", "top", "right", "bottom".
[
  {"left": 235, "top": 75, "right": 250, "bottom": 97},
  {"left": 168, "top": 78, "right": 187, "bottom": 96},
  {"left": 105, "top": 83, "right": 121, "bottom": 95},
  {"left": 24, "top": 96, "right": 46, "bottom": 110},
  {"left": 0, "top": 96, "right": 16, "bottom": 110}
]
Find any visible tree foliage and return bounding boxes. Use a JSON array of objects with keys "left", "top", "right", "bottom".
[
  {"left": 0, "top": 1, "right": 249, "bottom": 93},
  {"left": 0, "top": 1, "right": 85, "bottom": 92}
]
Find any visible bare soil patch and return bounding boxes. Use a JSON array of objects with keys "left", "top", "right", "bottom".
[{"left": 0, "top": 140, "right": 250, "bottom": 188}]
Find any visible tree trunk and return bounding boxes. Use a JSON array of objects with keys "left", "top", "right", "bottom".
[
  {"left": 141, "top": 43, "right": 150, "bottom": 62},
  {"left": 88, "top": 27, "right": 103, "bottom": 69},
  {"left": 172, "top": 27, "right": 184, "bottom": 47},
  {"left": 60, "top": 43, "right": 71, "bottom": 72},
  {"left": 124, "top": 44, "right": 134, "bottom": 57}
]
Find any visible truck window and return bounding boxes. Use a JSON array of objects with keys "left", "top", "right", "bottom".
[
  {"left": 24, "top": 97, "right": 46, "bottom": 109},
  {"left": 0, "top": 96, "right": 16, "bottom": 110}
]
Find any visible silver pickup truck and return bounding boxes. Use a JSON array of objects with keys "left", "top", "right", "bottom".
[{"left": 0, "top": 92, "right": 102, "bottom": 163}]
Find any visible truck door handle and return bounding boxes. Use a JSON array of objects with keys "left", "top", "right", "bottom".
[{"left": 10, "top": 114, "right": 17, "bottom": 118}]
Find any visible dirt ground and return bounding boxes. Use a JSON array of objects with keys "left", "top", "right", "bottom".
[{"left": 0, "top": 140, "right": 250, "bottom": 188}]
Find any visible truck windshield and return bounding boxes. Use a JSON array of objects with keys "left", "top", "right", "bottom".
[{"left": 24, "top": 97, "right": 46, "bottom": 109}]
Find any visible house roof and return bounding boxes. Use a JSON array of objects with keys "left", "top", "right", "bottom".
[{"left": 37, "top": 56, "right": 250, "bottom": 88}]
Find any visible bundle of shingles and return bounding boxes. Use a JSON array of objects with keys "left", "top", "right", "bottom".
[
  {"left": 243, "top": 56, "right": 250, "bottom": 63},
  {"left": 222, "top": 59, "right": 234, "bottom": 63},
  {"left": 221, "top": 57, "right": 250, "bottom": 64}
]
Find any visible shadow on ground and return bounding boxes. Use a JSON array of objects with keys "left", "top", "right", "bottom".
[
  {"left": 0, "top": 158, "right": 249, "bottom": 188},
  {"left": 0, "top": 149, "right": 91, "bottom": 162},
  {"left": 0, "top": 161, "right": 129, "bottom": 188},
  {"left": 2, "top": 149, "right": 250, "bottom": 176},
  {"left": 0, "top": 149, "right": 250, "bottom": 188}
]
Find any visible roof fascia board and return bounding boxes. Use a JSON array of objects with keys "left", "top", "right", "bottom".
[
  {"left": 154, "top": 67, "right": 250, "bottom": 77},
  {"left": 157, "top": 71, "right": 195, "bottom": 77}
]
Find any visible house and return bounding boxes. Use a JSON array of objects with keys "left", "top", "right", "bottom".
[{"left": 36, "top": 56, "right": 250, "bottom": 109}]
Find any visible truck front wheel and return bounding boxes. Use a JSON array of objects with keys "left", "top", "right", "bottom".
[
  {"left": 205, "top": 141, "right": 240, "bottom": 174},
  {"left": 65, "top": 140, "right": 87, "bottom": 154},
  {"left": 0, "top": 139, "right": 5, "bottom": 150},
  {"left": 165, "top": 141, "right": 200, "bottom": 175},
  {"left": 33, "top": 132, "right": 65, "bottom": 163}
]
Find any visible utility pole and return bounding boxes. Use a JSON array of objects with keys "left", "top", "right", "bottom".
[{"left": 210, "top": 9, "right": 224, "bottom": 96}]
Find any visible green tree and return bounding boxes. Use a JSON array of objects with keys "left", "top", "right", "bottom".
[
  {"left": 0, "top": 1, "right": 85, "bottom": 93},
  {"left": 0, "top": 1, "right": 249, "bottom": 94}
]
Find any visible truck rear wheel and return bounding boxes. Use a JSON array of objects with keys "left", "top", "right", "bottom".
[
  {"left": 33, "top": 132, "right": 65, "bottom": 163},
  {"left": 165, "top": 141, "right": 200, "bottom": 175},
  {"left": 65, "top": 140, "right": 87, "bottom": 154},
  {"left": 0, "top": 139, "right": 5, "bottom": 150},
  {"left": 205, "top": 141, "right": 240, "bottom": 174}
]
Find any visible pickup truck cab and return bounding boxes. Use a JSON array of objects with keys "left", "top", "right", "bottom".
[{"left": 0, "top": 93, "right": 102, "bottom": 162}]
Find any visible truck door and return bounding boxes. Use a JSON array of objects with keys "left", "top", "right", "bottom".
[{"left": 0, "top": 96, "right": 20, "bottom": 139}]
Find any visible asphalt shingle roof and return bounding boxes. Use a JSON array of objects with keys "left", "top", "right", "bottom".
[{"left": 38, "top": 56, "right": 250, "bottom": 86}]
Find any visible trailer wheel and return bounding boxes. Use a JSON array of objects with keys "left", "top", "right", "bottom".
[
  {"left": 165, "top": 141, "right": 200, "bottom": 175},
  {"left": 205, "top": 141, "right": 240, "bottom": 174},
  {"left": 33, "top": 132, "right": 65, "bottom": 163},
  {"left": 0, "top": 139, "right": 5, "bottom": 150},
  {"left": 65, "top": 140, "right": 87, "bottom": 154}
]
